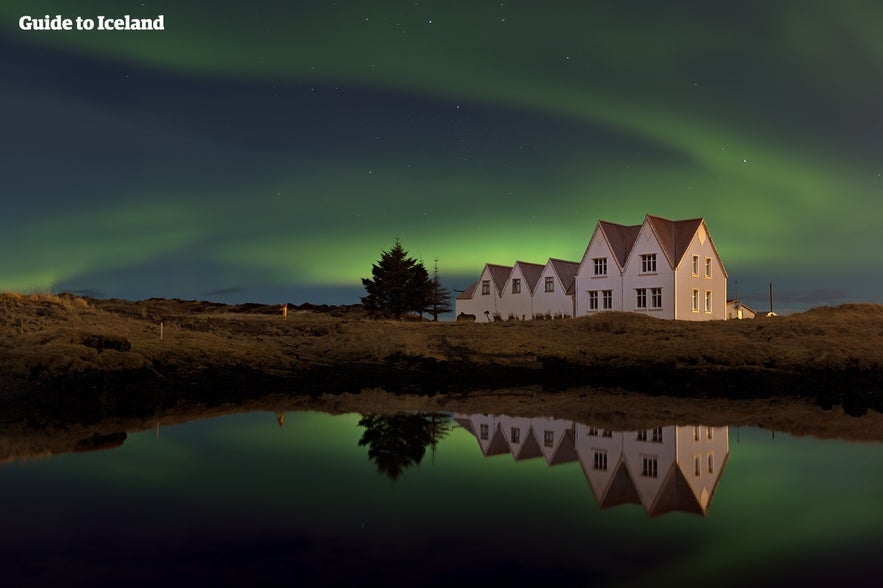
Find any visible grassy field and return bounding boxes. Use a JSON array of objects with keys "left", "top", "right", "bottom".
[{"left": 1, "top": 293, "right": 882, "bottom": 416}]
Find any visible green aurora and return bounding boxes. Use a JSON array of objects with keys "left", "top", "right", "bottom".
[{"left": 2, "top": 1, "right": 882, "bottom": 310}]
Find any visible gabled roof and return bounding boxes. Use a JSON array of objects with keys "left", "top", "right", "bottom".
[
  {"left": 644, "top": 215, "right": 704, "bottom": 270},
  {"left": 598, "top": 460, "right": 641, "bottom": 509},
  {"left": 548, "top": 429, "right": 578, "bottom": 465},
  {"left": 456, "top": 280, "right": 478, "bottom": 301},
  {"left": 547, "top": 258, "right": 579, "bottom": 294},
  {"left": 597, "top": 221, "right": 642, "bottom": 269},
  {"left": 647, "top": 463, "right": 706, "bottom": 517},
  {"left": 486, "top": 264, "right": 513, "bottom": 295},
  {"left": 513, "top": 261, "right": 545, "bottom": 294}
]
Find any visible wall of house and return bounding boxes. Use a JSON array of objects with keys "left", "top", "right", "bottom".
[
  {"left": 675, "top": 425, "right": 729, "bottom": 512},
  {"left": 674, "top": 224, "right": 727, "bottom": 320},
  {"left": 622, "top": 224, "right": 676, "bottom": 319},
  {"left": 532, "top": 265, "right": 575, "bottom": 318},
  {"left": 500, "top": 266, "right": 535, "bottom": 320},
  {"left": 622, "top": 425, "right": 679, "bottom": 510},
  {"left": 574, "top": 232, "right": 623, "bottom": 317}
]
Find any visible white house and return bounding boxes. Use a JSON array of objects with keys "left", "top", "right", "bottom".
[
  {"left": 532, "top": 258, "right": 579, "bottom": 319},
  {"left": 456, "top": 214, "right": 727, "bottom": 321},
  {"left": 501, "top": 261, "right": 545, "bottom": 320},
  {"left": 456, "top": 413, "right": 730, "bottom": 517},
  {"left": 455, "top": 263, "right": 512, "bottom": 321},
  {"left": 575, "top": 215, "right": 727, "bottom": 320}
]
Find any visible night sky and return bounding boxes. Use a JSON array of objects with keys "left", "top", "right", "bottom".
[{"left": 3, "top": 1, "right": 882, "bottom": 313}]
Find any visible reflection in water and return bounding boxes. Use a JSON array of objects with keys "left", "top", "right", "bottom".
[
  {"left": 455, "top": 413, "right": 729, "bottom": 516},
  {"left": 357, "top": 413, "right": 453, "bottom": 480}
]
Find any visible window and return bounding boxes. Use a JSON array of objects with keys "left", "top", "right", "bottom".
[
  {"left": 544, "top": 277, "right": 554, "bottom": 292},
  {"left": 480, "top": 424, "right": 489, "bottom": 440},
  {"left": 593, "top": 450, "right": 608, "bottom": 471},
  {"left": 694, "top": 456, "right": 701, "bottom": 477},
  {"left": 602, "top": 290, "right": 612, "bottom": 309},
  {"left": 602, "top": 430, "right": 613, "bottom": 438},
  {"left": 707, "top": 427, "right": 714, "bottom": 440},
  {"left": 705, "top": 290, "right": 712, "bottom": 313},
  {"left": 636, "top": 430, "right": 648, "bottom": 442},
  {"left": 587, "top": 426, "right": 599, "bottom": 437},
  {"left": 651, "top": 288, "right": 662, "bottom": 309},
  {"left": 641, "top": 254, "right": 656, "bottom": 273},
  {"left": 636, "top": 288, "right": 647, "bottom": 309},
  {"left": 544, "top": 430, "right": 554, "bottom": 448},
  {"left": 692, "top": 289, "right": 700, "bottom": 312},
  {"left": 641, "top": 456, "right": 658, "bottom": 478},
  {"left": 512, "top": 278, "right": 521, "bottom": 294},
  {"left": 707, "top": 453, "right": 715, "bottom": 474},
  {"left": 705, "top": 257, "right": 712, "bottom": 277},
  {"left": 588, "top": 291, "right": 599, "bottom": 310},
  {"left": 693, "top": 426, "right": 700, "bottom": 441},
  {"left": 511, "top": 428, "right": 520, "bottom": 443},
  {"left": 691, "top": 255, "right": 699, "bottom": 276},
  {"left": 481, "top": 280, "right": 490, "bottom": 295},
  {"left": 651, "top": 427, "right": 663, "bottom": 443},
  {"left": 593, "top": 257, "right": 607, "bottom": 276}
]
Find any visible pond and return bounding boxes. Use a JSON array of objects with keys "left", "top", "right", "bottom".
[{"left": 1, "top": 409, "right": 881, "bottom": 587}]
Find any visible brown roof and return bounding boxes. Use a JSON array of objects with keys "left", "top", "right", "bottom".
[
  {"left": 647, "top": 464, "right": 705, "bottom": 517},
  {"left": 597, "top": 221, "right": 642, "bottom": 269},
  {"left": 645, "top": 215, "right": 704, "bottom": 269},
  {"left": 513, "top": 261, "right": 545, "bottom": 294},
  {"left": 487, "top": 264, "right": 513, "bottom": 295},
  {"left": 598, "top": 460, "right": 641, "bottom": 509},
  {"left": 548, "top": 258, "right": 579, "bottom": 294}
]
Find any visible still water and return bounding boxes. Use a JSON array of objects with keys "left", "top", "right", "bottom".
[{"left": 1, "top": 410, "right": 881, "bottom": 587}]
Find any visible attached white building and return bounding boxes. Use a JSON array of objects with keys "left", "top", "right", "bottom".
[{"left": 456, "top": 214, "right": 727, "bottom": 321}]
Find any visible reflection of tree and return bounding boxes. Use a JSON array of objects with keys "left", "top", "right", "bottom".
[{"left": 357, "top": 413, "right": 452, "bottom": 481}]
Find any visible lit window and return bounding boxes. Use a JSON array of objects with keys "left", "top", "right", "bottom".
[
  {"left": 636, "top": 288, "right": 647, "bottom": 309},
  {"left": 544, "top": 277, "right": 554, "bottom": 292},
  {"left": 511, "top": 428, "right": 520, "bottom": 443},
  {"left": 705, "top": 257, "right": 712, "bottom": 277},
  {"left": 480, "top": 424, "right": 488, "bottom": 440},
  {"left": 512, "top": 278, "right": 521, "bottom": 294},
  {"left": 692, "top": 289, "right": 700, "bottom": 312},
  {"left": 602, "top": 290, "right": 612, "bottom": 309},
  {"left": 593, "top": 450, "right": 608, "bottom": 471},
  {"left": 544, "top": 430, "right": 554, "bottom": 448},
  {"left": 651, "top": 288, "right": 662, "bottom": 309},
  {"left": 481, "top": 280, "right": 490, "bottom": 295},
  {"left": 641, "top": 456, "right": 658, "bottom": 478},
  {"left": 588, "top": 291, "right": 599, "bottom": 310},
  {"left": 692, "top": 255, "right": 699, "bottom": 276},
  {"left": 593, "top": 257, "right": 607, "bottom": 276},
  {"left": 705, "top": 291, "right": 712, "bottom": 313},
  {"left": 641, "top": 254, "right": 656, "bottom": 273}
]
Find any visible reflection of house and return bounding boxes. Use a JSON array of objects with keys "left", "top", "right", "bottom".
[
  {"left": 726, "top": 299, "right": 756, "bottom": 320},
  {"left": 455, "top": 413, "right": 729, "bottom": 517},
  {"left": 456, "top": 215, "right": 728, "bottom": 321}
]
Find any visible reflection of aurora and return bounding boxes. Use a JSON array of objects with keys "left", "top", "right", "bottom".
[{"left": 456, "top": 414, "right": 728, "bottom": 517}]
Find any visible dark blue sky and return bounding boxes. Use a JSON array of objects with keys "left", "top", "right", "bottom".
[{"left": 3, "top": 1, "right": 882, "bottom": 313}]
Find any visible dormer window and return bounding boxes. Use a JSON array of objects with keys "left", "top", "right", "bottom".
[{"left": 641, "top": 254, "right": 656, "bottom": 273}]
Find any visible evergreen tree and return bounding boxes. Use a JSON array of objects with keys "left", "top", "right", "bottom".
[
  {"left": 361, "top": 238, "right": 433, "bottom": 319},
  {"left": 427, "top": 258, "right": 453, "bottom": 321}
]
